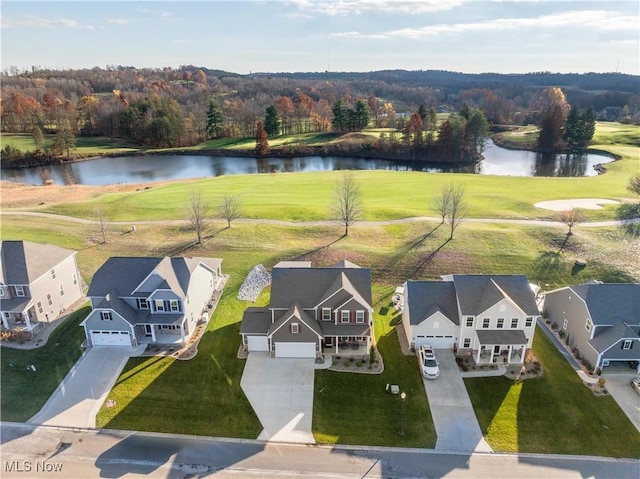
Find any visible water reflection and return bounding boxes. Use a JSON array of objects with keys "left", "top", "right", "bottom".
[{"left": 1, "top": 140, "right": 612, "bottom": 186}]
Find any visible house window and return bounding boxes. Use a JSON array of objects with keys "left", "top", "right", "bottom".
[
  {"left": 155, "top": 300, "right": 165, "bottom": 312},
  {"left": 160, "top": 324, "right": 179, "bottom": 330},
  {"left": 356, "top": 311, "right": 365, "bottom": 323},
  {"left": 37, "top": 301, "right": 43, "bottom": 314},
  {"left": 15, "top": 285, "right": 25, "bottom": 297},
  {"left": 170, "top": 300, "right": 180, "bottom": 312},
  {"left": 525, "top": 317, "right": 533, "bottom": 327},
  {"left": 623, "top": 340, "right": 632, "bottom": 350},
  {"left": 138, "top": 298, "right": 149, "bottom": 309},
  {"left": 291, "top": 322, "right": 299, "bottom": 334},
  {"left": 482, "top": 318, "right": 490, "bottom": 329},
  {"left": 73, "top": 273, "right": 77, "bottom": 285},
  {"left": 497, "top": 318, "right": 504, "bottom": 329},
  {"left": 101, "top": 311, "right": 112, "bottom": 321},
  {"left": 0, "top": 287, "right": 4, "bottom": 296},
  {"left": 322, "top": 308, "right": 331, "bottom": 321},
  {"left": 47, "top": 293, "right": 53, "bottom": 306},
  {"left": 51, "top": 269, "right": 56, "bottom": 279},
  {"left": 463, "top": 337, "right": 471, "bottom": 348},
  {"left": 59, "top": 284, "right": 65, "bottom": 296},
  {"left": 563, "top": 319, "right": 568, "bottom": 330},
  {"left": 465, "top": 317, "right": 473, "bottom": 327},
  {"left": 511, "top": 318, "right": 519, "bottom": 329},
  {"left": 585, "top": 318, "right": 592, "bottom": 333},
  {"left": 341, "top": 310, "right": 350, "bottom": 323}
]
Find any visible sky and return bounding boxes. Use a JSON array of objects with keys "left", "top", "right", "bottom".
[{"left": 1, "top": 0, "right": 638, "bottom": 75}]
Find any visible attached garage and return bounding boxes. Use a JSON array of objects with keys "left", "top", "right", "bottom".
[
  {"left": 90, "top": 331, "right": 132, "bottom": 347},
  {"left": 247, "top": 336, "right": 269, "bottom": 352},
  {"left": 416, "top": 334, "right": 455, "bottom": 349},
  {"left": 274, "top": 342, "right": 316, "bottom": 358}
]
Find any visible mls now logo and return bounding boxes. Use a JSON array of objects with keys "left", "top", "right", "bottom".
[{"left": 4, "top": 460, "right": 63, "bottom": 473}]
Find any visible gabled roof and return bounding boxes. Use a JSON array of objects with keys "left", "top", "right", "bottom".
[
  {"left": 91, "top": 289, "right": 183, "bottom": 326},
  {"left": 0, "top": 240, "right": 76, "bottom": 285},
  {"left": 268, "top": 303, "right": 323, "bottom": 338},
  {"left": 269, "top": 265, "right": 372, "bottom": 310},
  {"left": 405, "top": 281, "right": 458, "bottom": 325},
  {"left": 452, "top": 275, "right": 539, "bottom": 316},
  {"left": 88, "top": 256, "right": 222, "bottom": 299},
  {"left": 589, "top": 322, "right": 639, "bottom": 354},
  {"left": 569, "top": 283, "right": 640, "bottom": 326}
]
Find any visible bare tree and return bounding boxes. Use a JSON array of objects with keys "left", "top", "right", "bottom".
[
  {"left": 217, "top": 195, "right": 242, "bottom": 228},
  {"left": 333, "top": 172, "right": 363, "bottom": 236},
  {"left": 445, "top": 184, "right": 466, "bottom": 240},
  {"left": 95, "top": 206, "right": 108, "bottom": 244},
  {"left": 432, "top": 186, "right": 452, "bottom": 225},
  {"left": 185, "top": 191, "right": 211, "bottom": 244},
  {"left": 558, "top": 208, "right": 583, "bottom": 235}
]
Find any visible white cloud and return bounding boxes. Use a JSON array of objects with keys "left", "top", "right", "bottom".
[
  {"left": 290, "top": 0, "right": 462, "bottom": 16},
  {"left": 0, "top": 15, "right": 94, "bottom": 30},
  {"left": 284, "top": 12, "right": 314, "bottom": 20},
  {"left": 107, "top": 18, "right": 129, "bottom": 25},
  {"left": 330, "top": 31, "right": 387, "bottom": 39}
]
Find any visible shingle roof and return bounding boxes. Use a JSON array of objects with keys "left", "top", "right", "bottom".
[
  {"left": 589, "top": 322, "right": 638, "bottom": 354},
  {"left": 476, "top": 329, "right": 528, "bottom": 345},
  {"left": 405, "top": 281, "right": 459, "bottom": 325},
  {"left": 570, "top": 283, "right": 640, "bottom": 326},
  {"left": 240, "top": 307, "right": 271, "bottom": 335},
  {"left": 269, "top": 266, "right": 372, "bottom": 310},
  {"left": 268, "top": 303, "right": 323, "bottom": 338},
  {"left": 452, "top": 275, "right": 539, "bottom": 316},
  {"left": 0, "top": 240, "right": 76, "bottom": 285}
]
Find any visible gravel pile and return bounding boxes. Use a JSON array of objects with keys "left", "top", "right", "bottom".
[{"left": 238, "top": 264, "right": 271, "bottom": 302}]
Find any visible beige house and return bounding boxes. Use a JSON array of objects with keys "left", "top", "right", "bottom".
[{"left": 0, "top": 240, "right": 84, "bottom": 332}]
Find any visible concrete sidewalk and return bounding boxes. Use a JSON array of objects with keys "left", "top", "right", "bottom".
[
  {"left": 28, "top": 346, "right": 140, "bottom": 428},
  {"left": 241, "top": 353, "right": 316, "bottom": 444}
]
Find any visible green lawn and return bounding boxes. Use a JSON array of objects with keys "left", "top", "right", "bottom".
[
  {"left": 1, "top": 133, "right": 141, "bottom": 155},
  {"left": 313, "top": 285, "right": 436, "bottom": 447},
  {"left": 465, "top": 327, "right": 640, "bottom": 457},
  {"left": 0, "top": 305, "right": 89, "bottom": 422}
]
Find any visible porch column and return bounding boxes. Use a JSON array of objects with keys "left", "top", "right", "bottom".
[
  {"left": 335, "top": 338, "right": 338, "bottom": 354},
  {"left": 151, "top": 326, "right": 157, "bottom": 342},
  {"left": 508, "top": 345, "right": 513, "bottom": 364},
  {"left": 476, "top": 346, "right": 482, "bottom": 364},
  {"left": 1, "top": 313, "right": 9, "bottom": 329},
  {"left": 180, "top": 324, "right": 186, "bottom": 343},
  {"left": 519, "top": 346, "right": 525, "bottom": 365},
  {"left": 23, "top": 312, "right": 33, "bottom": 331}
]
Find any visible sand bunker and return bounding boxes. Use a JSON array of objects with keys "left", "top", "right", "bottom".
[{"left": 534, "top": 199, "right": 619, "bottom": 211}]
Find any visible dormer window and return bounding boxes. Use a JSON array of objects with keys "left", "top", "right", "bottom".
[
  {"left": 322, "top": 308, "right": 331, "bottom": 321},
  {"left": 356, "top": 311, "right": 365, "bottom": 323},
  {"left": 155, "top": 300, "right": 165, "bottom": 312},
  {"left": 341, "top": 310, "right": 350, "bottom": 323},
  {"left": 15, "top": 285, "right": 25, "bottom": 297},
  {"left": 138, "top": 298, "right": 149, "bottom": 309},
  {"left": 291, "top": 322, "right": 299, "bottom": 334}
]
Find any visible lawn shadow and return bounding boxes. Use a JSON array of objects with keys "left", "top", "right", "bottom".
[
  {"left": 616, "top": 203, "right": 640, "bottom": 237},
  {"left": 571, "top": 262, "right": 586, "bottom": 276},
  {"left": 409, "top": 239, "right": 451, "bottom": 278},
  {"left": 290, "top": 235, "right": 345, "bottom": 262},
  {"left": 532, "top": 251, "right": 564, "bottom": 282}
]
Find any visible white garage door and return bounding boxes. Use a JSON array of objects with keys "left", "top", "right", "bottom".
[
  {"left": 415, "top": 335, "right": 455, "bottom": 349},
  {"left": 247, "top": 336, "right": 269, "bottom": 352},
  {"left": 275, "top": 342, "right": 316, "bottom": 358},
  {"left": 91, "top": 331, "right": 131, "bottom": 346}
]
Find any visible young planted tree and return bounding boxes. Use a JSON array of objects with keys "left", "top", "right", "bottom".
[
  {"left": 432, "top": 185, "right": 452, "bottom": 225},
  {"left": 185, "top": 191, "right": 211, "bottom": 244},
  {"left": 217, "top": 195, "right": 242, "bottom": 228},
  {"left": 333, "top": 172, "right": 363, "bottom": 236},
  {"left": 255, "top": 121, "right": 270, "bottom": 156},
  {"left": 441, "top": 184, "right": 466, "bottom": 240},
  {"left": 558, "top": 209, "right": 583, "bottom": 235},
  {"left": 95, "top": 206, "right": 108, "bottom": 244}
]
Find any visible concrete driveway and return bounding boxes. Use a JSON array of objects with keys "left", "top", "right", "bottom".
[
  {"left": 241, "top": 353, "right": 315, "bottom": 444},
  {"left": 422, "top": 349, "right": 493, "bottom": 452},
  {"left": 603, "top": 373, "right": 640, "bottom": 433},
  {"left": 28, "top": 346, "right": 135, "bottom": 428}
]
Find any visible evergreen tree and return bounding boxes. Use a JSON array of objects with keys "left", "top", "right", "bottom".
[
  {"left": 52, "top": 126, "right": 75, "bottom": 157},
  {"left": 417, "top": 104, "right": 428, "bottom": 122},
  {"left": 32, "top": 125, "right": 45, "bottom": 153},
  {"left": 206, "top": 101, "right": 224, "bottom": 138},
  {"left": 352, "top": 100, "right": 370, "bottom": 130},
  {"left": 464, "top": 107, "right": 489, "bottom": 153},
  {"left": 255, "top": 121, "right": 270, "bottom": 156},
  {"left": 264, "top": 105, "right": 280, "bottom": 137},
  {"left": 332, "top": 99, "right": 348, "bottom": 132},
  {"left": 563, "top": 106, "right": 596, "bottom": 152}
]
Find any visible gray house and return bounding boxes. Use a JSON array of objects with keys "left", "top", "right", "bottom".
[
  {"left": 544, "top": 282, "right": 640, "bottom": 373},
  {"left": 402, "top": 275, "right": 540, "bottom": 365},
  {"left": 240, "top": 261, "right": 374, "bottom": 358},
  {"left": 0, "top": 240, "right": 84, "bottom": 332},
  {"left": 81, "top": 256, "right": 223, "bottom": 347}
]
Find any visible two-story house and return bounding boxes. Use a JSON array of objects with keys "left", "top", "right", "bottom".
[
  {"left": 240, "top": 261, "right": 374, "bottom": 358},
  {"left": 81, "top": 256, "right": 223, "bottom": 347},
  {"left": 0, "top": 240, "right": 84, "bottom": 332},
  {"left": 544, "top": 282, "right": 640, "bottom": 374},
  {"left": 402, "top": 274, "right": 540, "bottom": 365}
]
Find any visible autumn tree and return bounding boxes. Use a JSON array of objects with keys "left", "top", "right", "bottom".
[
  {"left": 32, "top": 125, "right": 45, "bottom": 153},
  {"left": 558, "top": 209, "right": 583, "bottom": 235},
  {"left": 333, "top": 172, "right": 363, "bottom": 236},
  {"left": 255, "top": 121, "right": 270, "bottom": 156},
  {"left": 537, "top": 105, "right": 566, "bottom": 152},
  {"left": 217, "top": 195, "right": 242, "bottom": 228},
  {"left": 206, "top": 101, "right": 224, "bottom": 138},
  {"left": 405, "top": 112, "right": 423, "bottom": 159},
  {"left": 185, "top": 191, "right": 210, "bottom": 244},
  {"left": 274, "top": 96, "right": 294, "bottom": 135},
  {"left": 264, "top": 105, "right": 280, "bottom": 137}
]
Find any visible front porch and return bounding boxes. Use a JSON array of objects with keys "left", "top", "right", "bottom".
[
  {"left": 322, "top": 336, "right": 370, "bottom": 357},
  {"left": 1, "top": 308, "right": 40, "bottom": 333},
  {"left": 472, "top": 345, "right": 525, "bottom": 365}
]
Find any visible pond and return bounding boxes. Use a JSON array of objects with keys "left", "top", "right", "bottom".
[{"left": 1, "top": 140, "right": 613, "bottom": 186}]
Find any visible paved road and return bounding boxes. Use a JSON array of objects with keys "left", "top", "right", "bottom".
[
  {"left": 3, "top": 210, "right": 639, "bottom": 228},
  {"left": 1, "top": 423, "right": 637, "bottom": 479},
  {"left": 28, "top": 347, "right": 133, "bottom": 428}
]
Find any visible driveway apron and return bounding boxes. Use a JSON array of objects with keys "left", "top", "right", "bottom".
[
  {"left": 422, "top": 349, "right": 493, "bottom": 452},
  {"left": 241, "top": 352, "right": 315, "bottom": 444},
  {"left": 603, "top": 373, "right": 640, "bottom": 433},
  {"left": 28, "top": 346, "right": 133, "bottom": 428}
]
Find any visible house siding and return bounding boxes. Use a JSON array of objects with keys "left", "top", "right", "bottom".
[
  {"left": 271, "top": 320, "right": 319, "bottom": 344},
  {"left": 84, "top": 310, "right": 131, "bottom": 332},
  {"left": 473, "top": 298, "right": 535, "bottom": 348},
  {"left": 182, "top": 264, "right": 217, "bottom": 333},
  {"left": 410, "top": 311, "right": 458, "bottom": 348},
  {"left": 545, "top": 288, "right": 595, "bottom": 362},
  {"left": 601, "top": 338, "right": 640, "bottom": 361}
]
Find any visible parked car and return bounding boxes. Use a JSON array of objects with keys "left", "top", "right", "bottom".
[
  {"left": 631, "top": 377, "right": 640, "bottom": 396},
  {"left": 419, "top": 345, "right": 440, "bottom": 379}
]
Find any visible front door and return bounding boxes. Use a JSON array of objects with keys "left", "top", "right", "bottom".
[
  {"left": 493, "top": 345, "right": 500, "bottom": 355},
  {"left": 145, "top": 325, "right": 152, "bottom": 336}
]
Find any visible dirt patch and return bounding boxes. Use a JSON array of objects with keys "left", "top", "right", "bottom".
[{"left": 534, "top": 198, "right": 620, "bottom": 211}]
